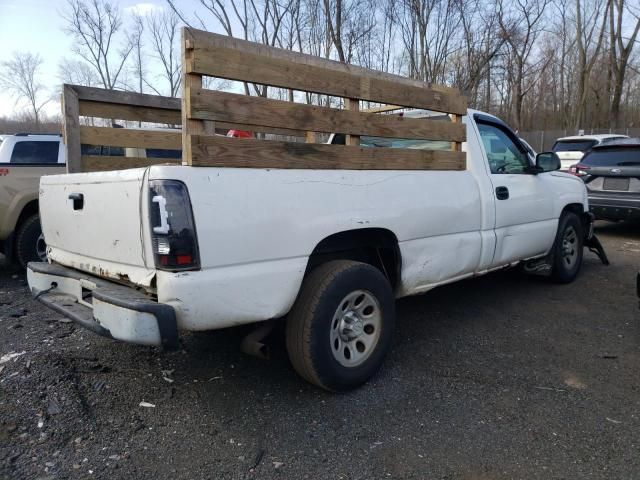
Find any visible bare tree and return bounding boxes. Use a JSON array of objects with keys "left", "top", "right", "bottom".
[
  {"left": 58, "top": 57, "right": 101, "bottom": 86},
  {"left": 147, "top": 10, "right": 182, "bottom": 97},
  {"left": 574, "top": 0, "right": 610, "bottom": 129},
  {"left": 62, "top": 0, "right": 134, "bottom": 89},
  {"left": 609, "top": 0, "right": 640, "bottom": 126},
  {"left": 498, "top": 0, "right": 551, "bottom": 130},
  {"left": 0, "top": 52, "right": 50, "bottom": 125},
  {"left": 128, "top": 13, "right": 146, "bottom": 94}
]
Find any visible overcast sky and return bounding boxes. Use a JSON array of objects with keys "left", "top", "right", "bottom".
[{"left": 0, "top": 0, "right": 190, "bottom": 119}]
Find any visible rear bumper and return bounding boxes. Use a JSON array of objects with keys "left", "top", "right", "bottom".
[
  {"left": 27, "top": 262, "right": 178, "bottom": 349},
  {"left": 588, "top": 194, "right": 640, "bottom": 220}
]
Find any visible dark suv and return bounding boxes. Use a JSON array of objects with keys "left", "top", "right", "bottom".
[{"left": 575, "top": 139, "right": 640, "bottom": 221}]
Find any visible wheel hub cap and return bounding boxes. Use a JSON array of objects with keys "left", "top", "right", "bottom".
[
  {"left": 339, "top": 311, "right": 363, "bottom": 340},
  {"left": 329, "top": 290, "right": 382, "bottom": 368},
  {"left": 561, "top": 226, "right": 578, "bottom": 268}
]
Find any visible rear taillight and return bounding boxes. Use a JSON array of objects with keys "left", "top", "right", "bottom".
[
  {"left": 573, "top": 163, "right": 590, "bottom": 176},
  {"left": 149, "top": 180, "right": 200, "bottom": 271}
]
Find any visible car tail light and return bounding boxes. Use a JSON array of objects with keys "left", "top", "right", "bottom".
[
  {"left": 149, "top": 180, "right": 200, "bottom": 271},
  {"left": 573, "top": 163, "right": 590, "bottom": 176}
]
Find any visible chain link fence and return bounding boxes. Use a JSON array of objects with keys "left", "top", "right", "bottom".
[{"left": 518, "top": 128, "right": 640, "bottom": 152}]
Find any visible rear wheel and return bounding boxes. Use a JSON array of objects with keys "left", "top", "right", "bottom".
[
  {"left": 286, "top": 260, "right": 395, "bottom": 391},
  {"left": 15, "top": 214, "right": 46, "bottom": 269},
  {"left": 550, "top": 212, "right": 583, "bottom": 283}
]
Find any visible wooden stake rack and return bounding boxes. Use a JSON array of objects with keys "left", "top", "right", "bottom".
[{"left": 63, "top": 27, "right": 467, "bottom": 173}]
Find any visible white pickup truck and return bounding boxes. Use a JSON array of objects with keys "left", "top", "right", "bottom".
[{"left": 26, "top": 109, "right": 609, "bottom": 391}]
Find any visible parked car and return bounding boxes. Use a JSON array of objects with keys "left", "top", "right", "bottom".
[
  {"left": 0, "top": 133, "right": 65, "bottom": 267},
  {"left": 552, "top": 134, "right": 628, "bottom": 170},
  {"left": 574, "top": 138, "right": 640, "bottom": 221}
]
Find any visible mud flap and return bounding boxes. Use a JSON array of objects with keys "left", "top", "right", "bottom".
[{"left": 585, "top": 235, "right": 609, "bottom": 265}]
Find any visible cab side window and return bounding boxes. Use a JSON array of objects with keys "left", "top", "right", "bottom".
[{"left": 477, "top": 123, "right": 529, "bottom": 174}]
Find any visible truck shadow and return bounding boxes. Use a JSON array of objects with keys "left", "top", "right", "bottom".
[{"left": 162, "top": 254, "right": 607, "bottom": 398}]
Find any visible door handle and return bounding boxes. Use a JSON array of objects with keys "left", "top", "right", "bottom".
[
  {"left": 495, "top": 186, "right": 509, "bottom": 200},
  {"left": 68, "top": 193, "right": 84, "bottom": 210}
]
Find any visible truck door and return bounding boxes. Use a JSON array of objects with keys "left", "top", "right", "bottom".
[{"left": 474, "top": 117, "right": 557, "bottom": 267}]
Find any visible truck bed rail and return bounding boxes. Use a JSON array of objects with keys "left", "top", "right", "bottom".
[{"left": 62, "top": 27, "right": 467, "bottom": 173}]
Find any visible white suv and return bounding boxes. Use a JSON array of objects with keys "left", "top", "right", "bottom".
[{"left": 552, "top": 134, "right": 628, "bottom": 170}]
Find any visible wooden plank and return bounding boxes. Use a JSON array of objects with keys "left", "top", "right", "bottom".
[
  {"left": 184, "top": 29, "right": 467, "bottom": 115},
  {"left": 451, "top": 114, "right": 462, "bottom": 152},
  {"left": 79, "top": 100, "right": 181, "bottom": 125},
  {"left": 363, "top": 105, "right": 403, "bottom": 114},
  {"left": 185, "top": 28, "right": 460, "bottom": 96},
  {"left": 62, "top": 85, "right": 81, "bottom": 173},
  {"left": 345, "top": 98, "right": 360, "bottom": 146},
  {"left": 182, "top": 33, "right": 205, "bottom": 165},
  {"left": 188, "top": 90, "right": 466, "bottom": 142},
  {"left": 72, "top": 85, "right": 181, "bottom": 110},
  {"left": 80, "top": 126, "right": 181, "bottom": 150},
  {"left": 189, "top": 135, "right": 466, "bottom": 170},
  {"left": 80, "top": 155, "right": 181, "bottom": 172}
]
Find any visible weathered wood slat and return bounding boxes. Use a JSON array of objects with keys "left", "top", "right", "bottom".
[
  {"left": 80, "top": 126, "right": 182, "bottom": 150},
  {"left": 190, "top": 135, "right": 466, "bottom": 170},
  {"left": 62, "top": 85, "right": 81, "bottom": 173},
  {"left": 345, "top": 98, "right": 360, "bottom": 146},
  {"left": 185, "top": 28, "right": 460, "bottom": 96},
  {"left": 363, "top": 105, "right": 403, "bottom": 113},
  {"left": 73, "top": 85, "right": 181, "bottom": 110},
  {"left": 188, "top": 90, "right": 465, "bottom": 142},
  {"left": 79, "top": 100, "right": 181, "bottom": 125},
  {"left": 184, "top": 29, "right": 467, "bottom": 115},
  {"left": 80, "top": 155, "right": 181, "bottom": 172}
]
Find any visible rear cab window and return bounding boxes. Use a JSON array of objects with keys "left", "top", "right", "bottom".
[
  {"left": 10, "top": 141, "right": 60, "bottom": 164},
  {"left": 552, "top": 140, "right": 597, "bottom": 152}
]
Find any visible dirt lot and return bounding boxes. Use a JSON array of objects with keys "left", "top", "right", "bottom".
[{"left": 1, "top": 222, "right": 639, "bottom": 480}]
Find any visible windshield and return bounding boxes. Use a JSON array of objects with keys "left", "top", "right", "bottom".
[
  {"left": 552, "top": 140, "right": 597, "bottom": 152},
  {"left": 581, "top": 147, "right": 640, "bottom": 167}
]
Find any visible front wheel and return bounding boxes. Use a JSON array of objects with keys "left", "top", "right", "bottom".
[
  {"left": 286, "top": 260, "right": 395, "bottom": 391},
  {"left": 550, "top": 212, "right": 584, "bottom": 283}
]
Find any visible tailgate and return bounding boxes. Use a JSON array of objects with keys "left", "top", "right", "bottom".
[{"left": 40, "top": 168, "right": 156, "bottom": 287}]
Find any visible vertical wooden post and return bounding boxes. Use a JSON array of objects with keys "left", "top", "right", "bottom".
[
  {"left": 345, "top": 98, "right": 360, "bottom": 146},
  {"left": 182, "top": 31, "right": 206, "bottom": 166},
  {"left": 305, "top": 131, "right": 316, "bottom": 143},
  {"left": 62, "top": 85, "right": 81, "bottom": 173},
  {"left": 451, "top": 114, "right": 462, "bottom": 152}
]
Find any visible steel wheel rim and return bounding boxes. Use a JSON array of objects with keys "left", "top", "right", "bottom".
[
  {"left": 330, "top": 289, "right": 382, "bottom": 368},
  {"left": 36, "top": 233, "right": 47, "bottom": 261},
  {"left": 561, "top": 225, "right": 578, "bottom": 268}
]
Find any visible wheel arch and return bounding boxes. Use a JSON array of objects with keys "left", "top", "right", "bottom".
[
  {"left": 305, "top": 228, "right": 402, "bottom": 290},
  {"left": 15, "top": 199, "right": 39, "bottom": 229},
  {"left": 561, "top": 202, "right": 591, "bottom": 234}
]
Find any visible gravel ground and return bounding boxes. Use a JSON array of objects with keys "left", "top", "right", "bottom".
[{"left": 1, "top": 221, "right": 639, "bottom": 480}]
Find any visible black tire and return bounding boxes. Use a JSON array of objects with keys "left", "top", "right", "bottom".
[
  {"left": 15, "top": 214, "right": 46, "bottom": 269},
  {"left": 286, "top": 260, "right": 395, "bottom": 392},
  {"left": 550, "top": 212, "right": 584, "bottom": 283}
]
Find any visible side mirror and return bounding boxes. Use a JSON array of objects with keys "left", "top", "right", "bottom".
[{"left": 535, "top": 152, "right": 561, "bottom": 172}]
